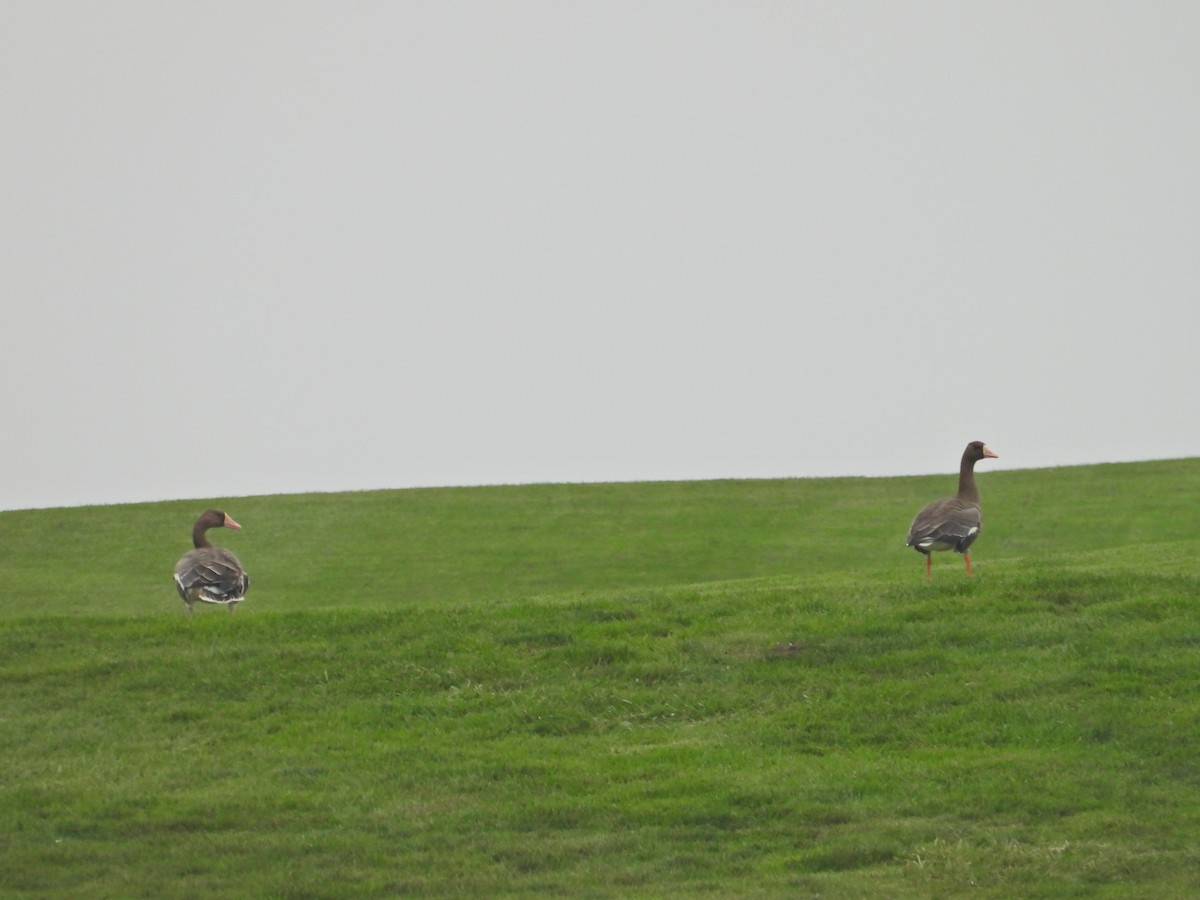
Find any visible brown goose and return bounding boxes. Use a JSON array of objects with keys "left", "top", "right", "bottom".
[
  {"left": 173, "top": 509, "right": 250, "bottom": 612},
  {"left": 906, "top": 441, "right": 998, "bottom": 577}
]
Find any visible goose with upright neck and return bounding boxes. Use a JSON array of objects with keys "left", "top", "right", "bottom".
[
  {"left": 906, "top": 441, "right": 998, "bottom": 577},
  {"left": 173, "top": 509, "right": 250, "bottom": 612}
]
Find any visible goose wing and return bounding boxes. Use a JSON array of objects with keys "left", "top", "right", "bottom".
[
  {"left": 174, "top": 547, "right": 250, "bottom": 602},
  {"left": 906, "top": 497, "right": 982, "bottom": 553}
]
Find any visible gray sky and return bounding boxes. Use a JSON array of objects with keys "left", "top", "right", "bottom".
[{"left": 3, "top": 2, "right": 1198, "bottom": 511}]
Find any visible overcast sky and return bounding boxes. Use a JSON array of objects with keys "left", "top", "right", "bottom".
[{"left": 3, "top": 2, "right": 1198, "bottom": 511}]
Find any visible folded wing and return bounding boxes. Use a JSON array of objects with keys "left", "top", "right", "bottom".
[
  {"left": 174, "top": 547, "right": 250, "bottom": 605},
  {"left": 906, "top": 497, "right": 982, "bottom": 554}
]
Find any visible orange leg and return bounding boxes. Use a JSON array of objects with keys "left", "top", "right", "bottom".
[{"left": 964, "top": 552, "right": 973, "bottom": 576}]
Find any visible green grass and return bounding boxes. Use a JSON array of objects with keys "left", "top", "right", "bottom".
[{"left": 2, "top": 459, "right": 1200, "bottom": 897}]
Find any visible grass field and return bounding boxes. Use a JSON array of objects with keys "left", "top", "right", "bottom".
[{"left": 2, "top": 459, "right": 1199, "bottom": 897}]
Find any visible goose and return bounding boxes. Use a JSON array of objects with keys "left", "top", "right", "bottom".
[
  {"left": 173, "top": 509, "right": 250, "bottom": 612},
  {"left": 906, "top": 441, "right": 998, "bottom": 577}
]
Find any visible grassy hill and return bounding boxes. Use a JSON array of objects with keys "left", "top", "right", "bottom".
[{"left": 2, "top": 459, "right": 1199, "bottom": 896}]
